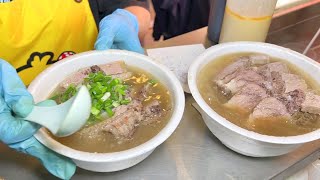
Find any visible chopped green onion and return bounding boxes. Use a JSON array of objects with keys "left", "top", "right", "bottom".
[
  {"left": 91, "top": 107, "right": 100, "bottom": 116},
  {"left": 112, "top": 101, "right": 120, "bottom": 107},
  {"left": 118, "top": 93, "right": 123, "bottom": 101},
  {"left": 105, "top": 107, "right": 114, "bottom": 117},
  {"left": 57, "top": 85, "right": 77, "bottom": 103},
  {"left": 83, "top": 72, "right": 130, "bottom": 119},
  {"left": 101, "top": 92, "right": 111, "bottom": 101},
  {"left": 60, "top": 71, "right": 132, "bottom": 125},
  {"left": 50, "top": 94, "right": 60, "bottom": 101},
  {"left": 121, "top": 99, "right": 131, "bottom": 105},
  {"left": 117, "top": 88, "right": 126, "bottom": 95},
  {"left": 148, "top": 79, "right": 157, "bottom": 85}
]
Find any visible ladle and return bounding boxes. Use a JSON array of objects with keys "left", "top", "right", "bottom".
[{"left": 24, "top": 85, "right": 91, "bottom": 137}]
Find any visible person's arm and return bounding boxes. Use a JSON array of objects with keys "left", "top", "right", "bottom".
[
  {"left": 88, "top": 0, "right": 150, "bottom": 40},
  {"left": 125, "top": 6, "right": 151, "bottom": 40},
  {"left": 89, "top": 0, "right": 150, "bottom": 53},
  {"left": 0, "top": 59, "right": 76, "bottom": 179}
]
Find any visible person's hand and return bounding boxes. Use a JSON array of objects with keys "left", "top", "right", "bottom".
[
  {"left": 0, "top": 59, "right": 76, "bottom": 179},
  {"left": 94, "top": 9, "right": 144, "bottom": 54}
]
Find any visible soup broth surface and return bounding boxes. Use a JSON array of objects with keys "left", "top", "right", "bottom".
[
  {"left": 198, "top": 53, "right": 320, "bottom": 136},
  {"left": 50, "top": 66, "right": 172, "bottom": 153}
]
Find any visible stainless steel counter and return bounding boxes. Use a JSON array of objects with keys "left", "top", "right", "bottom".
[
  {"left": 1, "top": 96, "right": 320, "bottom": 180},
  {"left": 1, "top": 2, "right": 320, "bottom": 180}
]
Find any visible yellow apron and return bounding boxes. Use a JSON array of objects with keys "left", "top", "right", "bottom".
[{"left": 0, "top": 0, "right": 98, "bottom": 85}]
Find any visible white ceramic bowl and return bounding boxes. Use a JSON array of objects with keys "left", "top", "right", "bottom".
[
  {"left": 188, "top": 42, "right": 320, "bottom": 157},
  {"left": 28, "top": 50, "right": 185, "bottom": 172}
]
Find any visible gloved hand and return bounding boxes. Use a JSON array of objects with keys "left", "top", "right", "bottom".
[
  {"left": 0, "top": 59, "right": 76, "bottom": 180},
  {"left": 94, "top": 9, "right": 144, "bottom": 54}
]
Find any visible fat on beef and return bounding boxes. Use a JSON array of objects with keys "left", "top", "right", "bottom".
[
  {"left": 277, "top": 89, "right": 305, "bottom": 115},
  {"left": 301, "top": 92, "right": 320, "bottom": 115},
  {"left": 281, "top": 73, "right": 308, "bottom": 93},
  {"left": 224, "top": 83, "right": 268, "bottom": 113},
  {"left": 98, "top": 61, "right": 126, "bottom": 75},
  {"left": 60, "top": 61, "right": 127, "bottom": 89},
  {"left": 60, "top": 67, "right": 91, "bottom": 89},
  {"left": 250, "top": 97, "right": 291, "bottom": 120},
  {"left": 258, "top": 62, "right": 289, "bottom": 76},
  {"left": 222, "top": 69, "right": 264, "bottom": 95},
  {"left": 214, "top": 58, "right": 251, "bottom": 88}
]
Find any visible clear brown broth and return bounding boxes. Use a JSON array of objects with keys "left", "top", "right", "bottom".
[
  {"left": 50, "top": 66, "right": 172, "bottom": 153},
  {"left": 198, "top": 53, "right": 320, "bottom": 136}
]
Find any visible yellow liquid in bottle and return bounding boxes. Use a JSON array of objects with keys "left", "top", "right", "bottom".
[{"left": 219, "top": 7, "right": 272, "bottom": 43}]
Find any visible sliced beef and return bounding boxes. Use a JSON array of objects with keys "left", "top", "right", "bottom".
[
  {"left": 301, "top": 92, "right": 320, "bottom": 115},
  {"left": 277, "top": 89, "right": 306, "bottom": 115},
  {"left": 80, "top": 100, "right": 144, "bottom": 140},
  {"left": 281, "top": 73, "right": 308, "bottom": 93},
  {"left": 258, "top": 62, "right": 289, "bottom": 76},
  {"left": 91, "top": 61, "right": 127, "bottom": 76},
  {"left": 292, "top": 112, "right": 320, "bottom": 127},
  {"left": 112, "top": 72, "right": 133, "bottom": 81},
  {"left": 90, "top": 65, "right": 102, "bottom": 73},
  {"left": 263, "top": 72, "right": 307, "bottom": 97},
  {"left": 258, "top": 62, "right": 289, "bottom": 95},
  {"left": 250, "top": 97, "right": 291, "bottom": 120},
  {"left": 269, "top": 71, "right": 285, "bottom": 96},
  {"left": 131, "top": 84, "right": 151, "bottom": 101},
  {"left": 268, "top": 62, "right": 289, "bottom": 73},
  {"left": 223, "top": 69, "right": 264, "bottom": 95},
  {"left": 98, "top": 61, "right": 126, "bottom": 75},
  {"left": 214, "top": 58, "right": 251, "bottom": 87},
  {"left": 214, "top": 58, "right": 320, "bottom": 123},
  {"left": 60, "top": 67, "right": 91, "bottom": 88},
  {"left": 259, "top": 64, "right": 307, "bottom": 96},
  {"left": 79, "top": 98, "right": 165, "bottom": 141},
  {"left": 104, "top": 109, "right": 143, "bottom": 140},
  {"left": 224, "top": 83, "right": 268, "bottom": 113},
  {"left": 103, "top": 100, "right": 144, "bottom": 139},
  {"left": 215, "top": 55, "right": 270, "bottom": 95},
  {"left": 144, "top": 100, "right": 161, "bottom": 116},
  {"left": 114, "top": 100, "right": 142, "bottom": 116},
  {"left": 60, "top": 61, "right": 127, "bottom": 89},
  {"left": 142, "top": 100, "right": 162, "bottom": 124}
]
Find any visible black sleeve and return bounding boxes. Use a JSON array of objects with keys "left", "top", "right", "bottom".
[{"left": 88, "top": 0, "right": 149, "bottom": 29}]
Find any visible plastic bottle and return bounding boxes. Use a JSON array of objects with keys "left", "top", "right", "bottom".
[
  {"left": 207, "top": 0, "right": 227, "bottom": 44},
  {"left": 219, "top": 0, "right": 278, "bottom": 43}
]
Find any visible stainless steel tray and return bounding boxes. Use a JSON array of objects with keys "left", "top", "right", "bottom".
[{"left": 1, "top": 96, "right": 319, "bottom": 180}]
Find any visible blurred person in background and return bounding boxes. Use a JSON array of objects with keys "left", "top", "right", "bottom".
[{"left": 151, "top": 0, "right": 210, "bottom": 40}]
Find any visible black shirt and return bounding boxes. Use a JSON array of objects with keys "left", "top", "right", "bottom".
[{"left": 88, "top": 0, "right": 148, "bottom": 29}]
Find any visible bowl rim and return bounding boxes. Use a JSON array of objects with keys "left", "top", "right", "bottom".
[
  {"left": 188, "top": 41, "right": 320, "bottom": 145},
  {"left": 28, "top": 50, "right": 185, "bottom": 162}
]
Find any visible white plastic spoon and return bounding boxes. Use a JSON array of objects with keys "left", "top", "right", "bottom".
[{"left": 24, "top": 85, "right": 92, "bottom": 137}]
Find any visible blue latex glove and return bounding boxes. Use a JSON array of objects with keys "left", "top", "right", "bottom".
[
  {"left": 95, "top": 9, "right": 145, "bottom": 54},
  {"left": 0, "top": 59, "right": 76, "bottom": 180}
]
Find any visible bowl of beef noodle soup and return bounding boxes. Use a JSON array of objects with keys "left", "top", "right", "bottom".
[
  {"left": 188, "top": 42, "right": 320, "bottom": 157},
  {"left": 28, "top": 50, "right": 185, "bottom": 172}
]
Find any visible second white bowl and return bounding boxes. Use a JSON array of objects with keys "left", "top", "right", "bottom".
[{"left": 188, "top": 42, "right": 320, "bottom": 157}]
